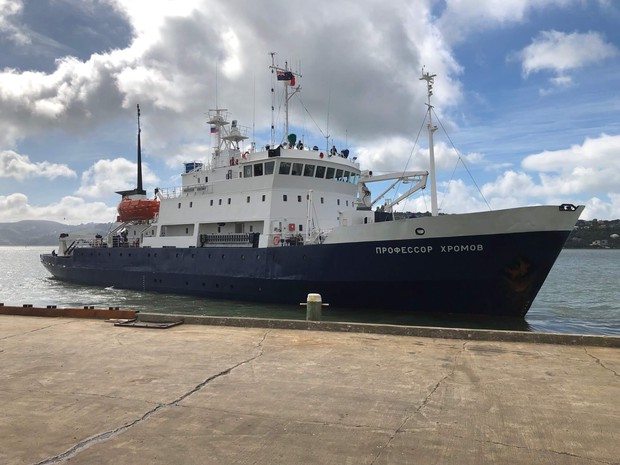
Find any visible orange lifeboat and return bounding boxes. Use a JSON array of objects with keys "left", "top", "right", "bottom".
[{"left": 117, "top": 198, "right": 160, "bottom": 222}]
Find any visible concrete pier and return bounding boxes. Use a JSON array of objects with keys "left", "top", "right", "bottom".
[{"left": 1, "top": 314, "right": 618, "bottom": 465}]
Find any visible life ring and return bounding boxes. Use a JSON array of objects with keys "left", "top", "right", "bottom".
[{"left": 273, "top": 235, "right": 281, "bottom": 246}]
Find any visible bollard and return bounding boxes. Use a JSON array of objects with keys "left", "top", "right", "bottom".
[{"left": 305, "top": 293, "right": 323, "bottom": 321}]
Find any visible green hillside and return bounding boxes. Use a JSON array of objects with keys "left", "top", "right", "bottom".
[{"left": 0, "top": 221, "right": 112, "bottom": 246}]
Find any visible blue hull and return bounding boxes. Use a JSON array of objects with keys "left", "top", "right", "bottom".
[{"left": 40, "top": 229, "right": 571, "bottom": 317}]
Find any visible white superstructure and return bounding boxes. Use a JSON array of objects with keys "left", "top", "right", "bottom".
[{"left": 129, "top": 63, "right": 429, "bottom": 250}]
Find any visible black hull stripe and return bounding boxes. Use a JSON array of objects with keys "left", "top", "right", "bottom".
[{"left": 40, "top": 230, "right": 570, "bottom": 317}]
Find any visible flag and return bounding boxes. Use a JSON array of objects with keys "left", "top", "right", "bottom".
[
  {"left": 210, "top": 126, "right": 218, "bottom": 134},
  {"left": 277, "top": 71, "right": 294, "bottom": 81}
]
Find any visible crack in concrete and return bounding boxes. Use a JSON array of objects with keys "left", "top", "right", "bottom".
[
  {"left": 469, "top": 436, "right": 618, "bottom": 465},
  {"left": 0, "top": 320, "right": 74, "bottom": 341},
  {"left": 584, "top": 347, "right": 620, "bottom": 378},
  {"left": 414, "top": 341, "right": 468, "bottom": 415},
  {"left": 368, "top": 341, "right": 468, "bottom": 465},
  {"left": 33, "top": 331, "right": 269, "bottom": 465}
]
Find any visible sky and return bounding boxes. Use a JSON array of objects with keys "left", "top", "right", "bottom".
[{"left": 1, "top": 0, "right": 619, "bottom": 224}]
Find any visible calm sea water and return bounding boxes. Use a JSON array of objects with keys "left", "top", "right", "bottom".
[{"left": 1, "top": 246, "right": 618, "bottom": 335}]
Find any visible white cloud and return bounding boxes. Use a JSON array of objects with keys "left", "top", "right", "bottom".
[
  {"left": 0, "top": 0, "right": 466, "bottom": 152},
  {"left": 442, "top": 133, "right": 620, "bottom": 218},
  {"left": 582, "top": 193, "right": 620, "bottom": 220},
  {"left": 164, "top": 142, "right": 213, "bottom": 169},
  {"left": 519, "top": 30, "right": 618, "bottom": 76},
  {"left": 0, "top": 150, "right": 76, "bottom": 180},
  {"left": 76, "top": 157, "right": 159, "bottom": 198},
  {"left": 438, "top": 0, "right": 575, "bottom": 43},
  {"left": 515, "top": 30, "right": 619, "bottom": 93},
  {"left": 0, "top": 0, "right": 30, "bottom": 45},
  {"left": 0, "top": 193, "right": 117, "bottom": 224},
  {"left": 355, "top": 137, "right": 483, "bottom": 174},
  {"left": 397, "top": 178, "right": 491, "bottom": 214},
  {"left": 521, "top": 133, "right": 620, "bottom": 193}
]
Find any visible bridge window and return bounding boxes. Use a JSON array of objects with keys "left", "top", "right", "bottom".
[
  {"left": 279, "top": 161, "right": 291, "bottom": 175},
  {"left": 291, "top": 163, "right": 303, "bottom": 176},
  {"left": 335, "top": 169, "right": 343, "bottom": 181},
  {"left": 326, "top": 167, "right": 335, "bottom": 179},
  {"left": 244, "top": 165, "right": 252, "bottom": 178},
  {"left": 315, "top": 165, "right": 326, "bottom": 178},
  {"left": 254, "top": 163, "right": 263, "bottom": 176},
  {"left": 265, "top": 161, "right": 275, "bottom": 175},
  {"left": 303, "top": 164, "right": 315, "bottom": 176}
]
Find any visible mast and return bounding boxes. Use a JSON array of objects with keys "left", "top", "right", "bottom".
[
  {"left": 269, "top": 57, "right": 301, "bottom": 145},
  {"left": 115, "top": 104, "right": 146, "bottom": 198},
  {"left": 136, "top": 104, "right": 143, "bottom": 193},
  {"left": 269, "top": 52, "right": 276, "bottom": 147},
  {"left": 420, "top": 70, "right": 438, "bottom": 217}
]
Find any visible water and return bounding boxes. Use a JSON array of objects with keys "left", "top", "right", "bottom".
[{"left": 1, "top": 246, "right": 618, "bottom": 335}]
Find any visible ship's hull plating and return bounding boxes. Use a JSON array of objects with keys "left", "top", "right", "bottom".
[{"left": 40, "top": 228, "right": 571, "bottom": 317}]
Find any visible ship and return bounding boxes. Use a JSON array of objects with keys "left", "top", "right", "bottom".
[{"left": 40, "top": 64, "right": 584, "bottom": 317}]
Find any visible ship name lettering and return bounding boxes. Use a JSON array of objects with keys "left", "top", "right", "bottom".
[
  {"left": 376, "top": 246, "right": 433, "bottom": 255},
  {"left": 440, "top": 244, "right": 484, "bottom": 253}
]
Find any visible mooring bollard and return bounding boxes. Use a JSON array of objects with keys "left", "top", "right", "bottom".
[{"left": 302, "top": 293, "right": 328, "bottom": 321}]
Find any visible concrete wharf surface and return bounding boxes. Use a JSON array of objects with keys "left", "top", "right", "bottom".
[{"left": 1, "top": 315, "right": 619, "bottom": 465}]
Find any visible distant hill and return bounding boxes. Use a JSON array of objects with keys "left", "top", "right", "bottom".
[
  {"left": 565, "top": 219, "right": 620, "bottom": 249},
  {"left": 0, "top": 220, "right": 112, "bottom": 246}
]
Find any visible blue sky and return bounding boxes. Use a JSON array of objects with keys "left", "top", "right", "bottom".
[{"left": 1, "top": 0, "right": 619, "bottom": 223}]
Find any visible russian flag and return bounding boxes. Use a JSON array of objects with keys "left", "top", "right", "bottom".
[{"left": 210, "top": 126, "right": 218, "bottom": 134}]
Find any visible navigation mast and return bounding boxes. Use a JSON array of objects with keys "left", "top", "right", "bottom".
[
  {"left": 115, "top": 104, "right": 146, "bottom": 198},
  {"left": 420, "top": 70, "right": 439, "bottom": 217},
  {"left": 269, "top": 57, "right": 301, "bottom": 145}
]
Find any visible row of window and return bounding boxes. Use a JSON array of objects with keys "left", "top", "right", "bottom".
[
  {"left": 242, "top": 160, "right": 359, "bottom": 184},
  {"left": 178, "top": 195, "right": 352, "bottom": 208}
]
